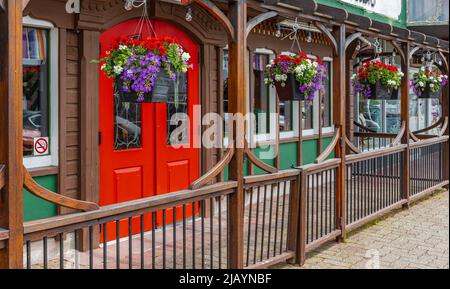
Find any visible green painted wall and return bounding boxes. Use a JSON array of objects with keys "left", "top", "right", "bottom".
[
  {"left": 316, "top": 0, "right": 407, "bottom": 28},
  {"left": 23, "top": 175, "right": 57, "bottom": 222}
]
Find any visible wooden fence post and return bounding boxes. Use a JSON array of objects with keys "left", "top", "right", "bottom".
[
  {"left": 0, "top": 0, "right": 24, "bottom": 269},
  {"left": 332, "top": 24, "right": 347, "bottom": 240},
  {"left": 286, "top": 173, "right": 300, "bottom": 263},
  {"left": 441, "top": 52, "right": 449, "bottom": 188},
  {"left": 227, "top": 0, "right": 246, "bottom": 269},
  {"left": 400, "top": 42, "right": 411, "bottom": 206},
  {"left": 295, "top": 170, "right": 307, "bottom": 266}
]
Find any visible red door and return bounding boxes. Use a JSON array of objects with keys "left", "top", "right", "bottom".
[{"left": 99, "top": 19, "right": 199, "bottom": 239}]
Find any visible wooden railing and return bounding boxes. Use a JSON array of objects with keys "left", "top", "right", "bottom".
[
  {"left": 5, "top": 133, "right": 449, "bottom": 269},
  {"left": 410, "top": 136, "right": 449, "bottom": 199},
  {"left": 345, "top": 145, "right": 406, "bottom": 232},
  {"left": 23, "top": 182, "right": 237, "bottom": 269},
  {"left": 243, "top": 170, "right": 298, "bottom": 268}
]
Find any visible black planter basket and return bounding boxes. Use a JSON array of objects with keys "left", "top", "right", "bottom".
[
  {"left": 274, "top": 73, "right": 306, "bottom": 101},
  {"left": 368, "top": 82, "right": 399, "bottom": 100},
  {"left": 418, "top": 85, "right": 441, "bottom": 99},
  {"left": 116, "top": 70, "right": 177, "bottom": 103}
]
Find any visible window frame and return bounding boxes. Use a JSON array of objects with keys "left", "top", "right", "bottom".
[
  {"left": 321, "top": 57, "right": 334, "bottom": 134},
  {"left": 249, "top": 48, "right": 277, "bottom": 144},
  {"left": 22, "top": 16, "right": 59, "bottom": 169}
]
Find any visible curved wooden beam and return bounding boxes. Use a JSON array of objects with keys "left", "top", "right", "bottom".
[
  {"left": 193, "top": 0, "right": 235, "bottom": 41},
  {"left": 391, "top": 41, "right": 406, "bottom": 64},
  {"left": 0, "top": 164, "right": 5, "bottom": 190},
  {"left": 345, "top": 32, "right": 362, "bottom": 51},
  {"left": 23, "top": 166, "right": 99, "bottom": 211},
  {"left": 439, "top": 51, "right": 449, "bottom": 73},
  {"left": 413, "top": 117, "right": 444, "bottom": 134},
  {"left": 344, "top": 136, "right": 362, "bottom": 154},
  {"left": 245, "top": 142, "right": 278, "bottom": 174},
  {"left": 409, "top": 46, "right": 421, "bottom": 60},
  {"left": 246, "top": 11, "right": 277, "bottom": 37},
  {"left": 353, "top": 121, "right": 377, "bottom": 133},
  {"left": 315, "top": 22, "right": 338, "bottom": 55},
  {"left": 315, "top": 128, "right": 340, "bottom": 164},
  {"left": 190, "top": 147, "right": 235, "bottom": 190},
  {"left": 439, "top": 117, "right": 448, "bottom": 137},
  {"left": 409, "top": 130, "right": 420, "bottom": 142},
  {"left": 391, "top": 121, "right": 406, "bottom": 146}
]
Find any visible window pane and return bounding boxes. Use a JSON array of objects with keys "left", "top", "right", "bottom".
[
  {"left": 322, "top": 61, "right": 332, "bottom": 127},
  {"left": 279, "top": 101, "right": 293, "bottom": 132},
  {"left": 302, "top": 100, "right": 313, "bottom": 130},
  {"left": 385, "top": 100, "right": 401, "bottom": 134},
  {"left": 23, "top": 27, "right": 49, "bottom": 156},
  {"left": 167, "top": 72, "right": 188, "bottom": 145},
  {"left": 253, "top": 53, "right": 270, "bottom": 134},
  {"left": 223, "top": 49, "right": 229, "bottom": 139},
  {"left": 114, "top": 87, "right": 142, "bottom": 150},
  {"left": 358, "top": 99, "right": 382, "bottom": 132}
]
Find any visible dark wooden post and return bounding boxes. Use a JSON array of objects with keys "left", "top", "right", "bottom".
[
  {"left": 400, "top": 42, "right": 411, "bottom": 206},
  {"left": 0, "top": 0, "right": 24, "bottom": 269},
  {"left": 295, "top": 170, "right": 307, "bottom": 266},
  {"left": 227, "top": 0, "right": 246, "bottom": 269},
  {"left": 332, "top": 24, "right": 347, "bottom": 240},
  {"left": 441, "top": 52, "right": 449, "bottom": 188}
]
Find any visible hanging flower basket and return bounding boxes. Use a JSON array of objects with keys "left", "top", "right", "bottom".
[
  {"left": 115, "top": 70, "right": 175, "bottom": 103},
  {"left": 368, "top": 82, "right": 399, "bottom": 100},
  {"left": 410, "top": 66, "right": 448, "bottom": 99},
  {"left": 352, "top": 60, "right": 403, "bottom": 100},
  {"left": 274, "top": 74, "right": 304, "bottom": 101},
  {"left": 96, "top": 36, "right": 192, "bottom": 103},
  {"left": 265, "top": 53, "right": 327, "bottom": 101}
]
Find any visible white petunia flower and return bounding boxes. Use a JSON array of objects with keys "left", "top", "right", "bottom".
[
  {"left": 114, "top": 65, "right": 123, "bottom": 75},
  {"left": 182, "top": 52, "right": 191, "bottom": 62}
]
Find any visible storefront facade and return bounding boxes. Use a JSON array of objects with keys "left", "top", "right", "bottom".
[{"left": 0, "top": 0, "right": 448, "bottom": 269}]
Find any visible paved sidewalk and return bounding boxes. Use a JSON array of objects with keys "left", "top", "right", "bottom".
[{"left": 275, "top": 190, "right": 449, "bottom": 269}]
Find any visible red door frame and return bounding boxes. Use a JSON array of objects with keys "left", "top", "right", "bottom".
[{"left": 99, "top": 19, "right": 200, "bottom": 239}]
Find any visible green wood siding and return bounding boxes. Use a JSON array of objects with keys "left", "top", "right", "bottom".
[{"left": 23, "top": 175, "right": 57, "bottom": 221}]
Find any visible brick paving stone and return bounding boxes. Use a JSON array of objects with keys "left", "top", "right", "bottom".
[{"left": 274, "top": 191, "right": 449, "bottom": 269}]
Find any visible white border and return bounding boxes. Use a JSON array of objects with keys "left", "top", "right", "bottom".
[{"left": 22, "top": 16, "right": 59, "bottom": 169}]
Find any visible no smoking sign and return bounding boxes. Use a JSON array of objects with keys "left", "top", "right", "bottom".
[{"left": 33, "top": 137, "right": 49, "bottom": 156}]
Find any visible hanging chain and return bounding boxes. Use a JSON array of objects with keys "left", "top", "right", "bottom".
[
  {"left": 281, "top": 18, "right": 303, "bottom": 53},
  {"left": 373, "top": 38, "right": 382, "bottom": 61},
  {"left": 131, "top": 0, "right": 157, "bottom": 38}
]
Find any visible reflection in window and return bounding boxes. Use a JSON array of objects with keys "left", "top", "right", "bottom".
[
  {"left": 302, "top": 100, "right": 313, "bottom": 130},
  {"left": 114, "top": 86, "right": 142, "bottom": 150},
  {"left": 322, "top": 61, "right": 332, "bottom": 127},
  {"left": 253, "top": 53, "right": 271, "bottom": 134},
  {"left": 279, "top": 101, "right": 293, "bottom": 132},
  {"left": 223, "top": 49, "right": 229, "bottom": 138},
  {"left": 23, "top": 27, "right": 49, "bottom": 156},
  {"left": 167, "top": 72, "right": 188, "bottom": 145},
  {"left": 385, "top": 100, "right": 401, "bottom": 134},
  {"left": 357, "top": 99, "right": 401, "bottom": 134}
]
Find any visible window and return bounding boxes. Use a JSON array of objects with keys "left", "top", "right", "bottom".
[
  {"left": 322, "top": 60, "right": 332, "bottom": 128},
  {"left": 221, "top": 48, "right": 334, "bottom": 144},
  {"left": 409, "top": 68, "right": 442, "bottom": 134},
  {"left": 252, "top": 52, "right": 271, "bottom": 135},
  {"left": 302, "top": 100, "right": 314, "bottom": 130},
  {"left": 22, "top": 17, "right": 58, "bottom": 168}
]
